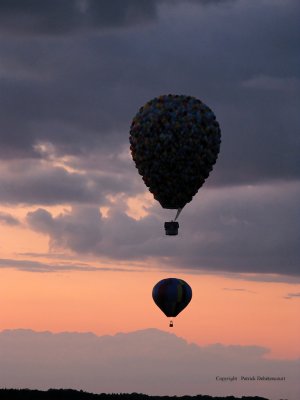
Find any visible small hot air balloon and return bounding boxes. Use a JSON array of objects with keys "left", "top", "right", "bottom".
[
  {"left": 152, "top": 278, "right": 192, "bottom": 327},
  {"left": 129, "top": 94, "right": 221, "bottom": 235}
]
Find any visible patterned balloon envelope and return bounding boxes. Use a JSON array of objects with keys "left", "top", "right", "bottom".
[
  {"left": 130, "top": 94, "right": 221, "bottom": 211},
  {"left": 152, "top": 278, "right": 192, "bottom": 325}
]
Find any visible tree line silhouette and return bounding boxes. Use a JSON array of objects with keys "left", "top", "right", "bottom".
[{"left": 0, "top": 389, "right": 269, "bottom": 400}]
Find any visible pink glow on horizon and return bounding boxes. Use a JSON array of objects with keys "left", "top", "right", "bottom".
[{"left": 0, "top": 267, "right": 299, "bottom": 360}]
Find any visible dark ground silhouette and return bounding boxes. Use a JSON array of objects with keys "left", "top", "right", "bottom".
[{"left": 0, "top": 389, "right": 269, "bottom": 400}]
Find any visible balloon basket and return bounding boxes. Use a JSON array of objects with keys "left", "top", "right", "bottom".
[
  {"left": 164, "top": 221, "right": 179, "bottom": 236},
  {"left": 169, "top": 320, "right": 173, "bottom": 328}
]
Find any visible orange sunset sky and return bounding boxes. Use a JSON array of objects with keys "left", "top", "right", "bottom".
[{"left": 0, "top": 195, "right": 299, "bottom": 360}]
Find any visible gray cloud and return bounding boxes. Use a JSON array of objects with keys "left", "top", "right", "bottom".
[
  {"left": 222, "top": 272, "right": 300, "bottom": 285},
  {"left": 27, "top": 205, "right": 159, "bottom": 257},
  {"left": 284, "top": 292, "right": 300, "bottom": 300},
  {"left": 0, "top": 212, "right": 20, "bottom": 226},
  {"left": 0, "top": 0, "right": 157, "bottom": 36},
  {"left": 222, "top": 288, "right": 256, "bottom": 294},
  {"left": 27, "top": 207, "right": 105, "bottom": 253},
  {"left": 0, "top": 258, "right": 96, "bottom": 273},
  {"left": 242, "top": 75, "right": 300, "bottom": 92},
  {"left": 0, "top": 0, "right": 298, "bottom": 188},
  {"left": 0, "top": 0, "right": 299, "bottom": 284},
  {"left": 0, "top": 0, "right": 233, "bottom": 38},
  {"left": 0, "top": 158, "right": 138, "bottom": 205},
  {"left": 0, "top": 257, "right": 138, "bottom": 273},
  {"left": 25, "top": 181, "right": 300, "bottom": 278},
  {"left": 0, "top": 328, "right": 298, "bottom": 399}
]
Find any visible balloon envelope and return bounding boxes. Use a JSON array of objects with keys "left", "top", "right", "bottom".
[
  {"left": 130, "top": 94, "right": 221, "bottom": 209},
  {"left": 152, "top": 278, "right": 192, "bottom": 318}
]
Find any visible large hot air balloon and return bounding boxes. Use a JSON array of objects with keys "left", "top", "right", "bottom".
[
  {"left": 129, "top": 94, "right": 221, "bottom": 235},
  {"left": 152, "top": 278, "right": 192, "bottom": 327}
]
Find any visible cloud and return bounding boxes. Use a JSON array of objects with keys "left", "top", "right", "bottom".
[
  {"left": 27, "top": 205, "right": 159, "bottom": 258},
  {"left": 0, "top": 0, "right": 298, "bottom": 188},
  {"left": 223, "top": 272, "right": 300, "bottom": 285},
  {"left": 0, "top": 258, "right": 95, "bottom": 273},
  {"left": 0, "top": 328, "right": 298, "bottom": 399},
  {"left": 242, "top": 75, "right": 300, "bottom": 92},
  {"left": 0, "top": 0, "right": 299, "bottom": 284},
  {"left": 27, "top": 207, "right": 104, "bottom": 253},
  {"left": 0, "top": 0, "right": 234, "bottom": 38},
  {"left": 284, "top": 292, "right": 300, "bottom": 300},
  {"left": 26, "top": 181, "right": 300, "bottom": 278},
  {"left": 0, "top": 0, "right": 158, "bottom": 36},
  {"left": 222, "top": 288, "right": 256, "bottom": 294},
  {"left": 0, "top": 257, "right": 139, "bottom": 273},
  {"left": 0, "top": 158, "right": 138, "bottom": 205},
  {"left": 0, "top": 212, "right": 20, "bottom": 226}
]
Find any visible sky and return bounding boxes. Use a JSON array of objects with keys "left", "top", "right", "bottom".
[{"left": 0, "top": 0, "right": 299, "bottom": 399}]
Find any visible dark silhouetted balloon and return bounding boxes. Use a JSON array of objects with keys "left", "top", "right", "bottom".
[
  {"left": 129, "top": 94, "right": 221, "bottom": 210},
  {"left": 152, "top": 278, "right": 192, "bottom": 321}
]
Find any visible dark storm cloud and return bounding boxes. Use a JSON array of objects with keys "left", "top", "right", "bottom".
[
  {"left": 0, "top": 0, "right": 157, "bottom": 36},
  {"left": 0, "top": 0, "right": 231, "bottom": 38},
  {"left": 0, "top": 0, "right": 299, "bottom": 187},
  {"left": 1, "top": 0, "right": 299, "bottom": 281},
  {"left": 26, "top": 181, "right": 300, "bottom": 278},
  {"left": 0, "top": 212, "right": 20, "bottom": 226}
]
